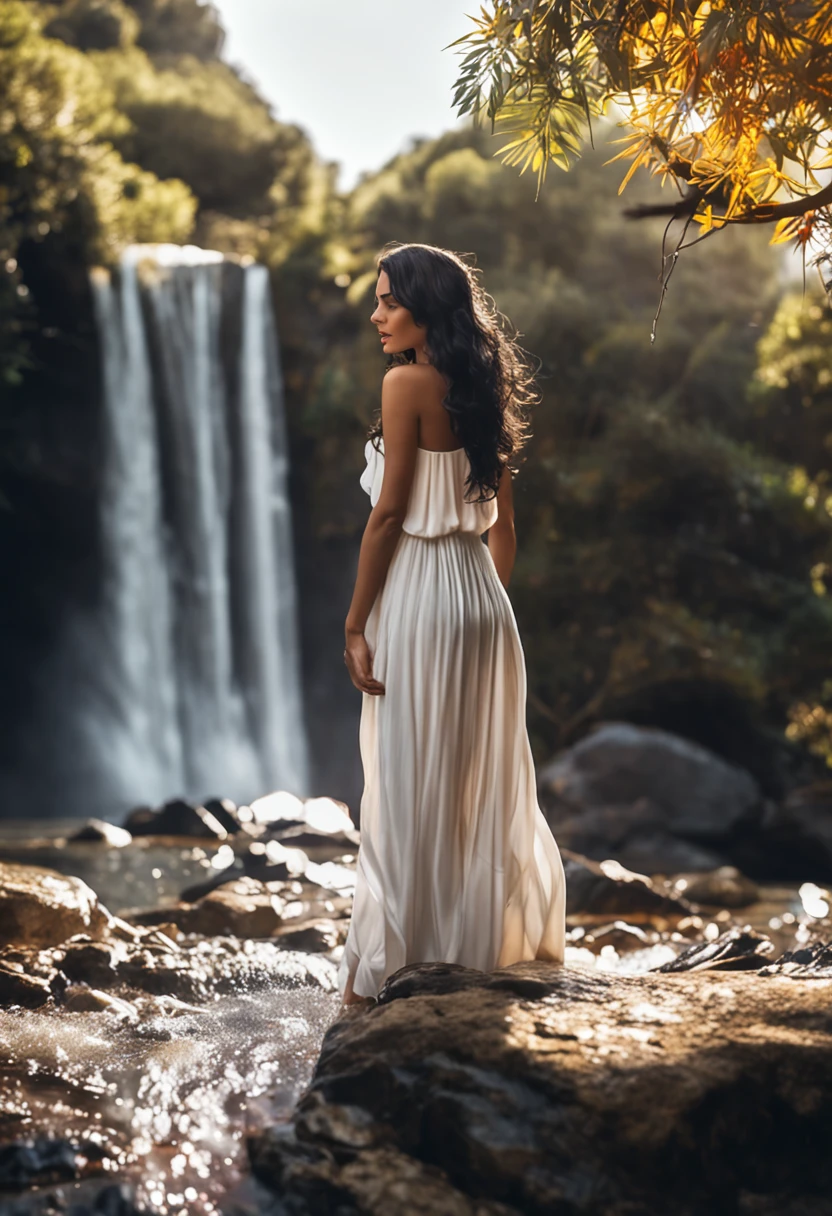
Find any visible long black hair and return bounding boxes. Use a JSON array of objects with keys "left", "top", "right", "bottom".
[{"left": 367, "top": 241, "right": 538, "bottom": 502}]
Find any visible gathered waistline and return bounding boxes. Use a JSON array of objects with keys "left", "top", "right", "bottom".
[{"left": 400, "top": 528, "right": 488, "bottom": 542}]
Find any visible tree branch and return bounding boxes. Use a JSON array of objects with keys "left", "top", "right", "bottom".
[{"left": 623, "top": 179, "right": 832, "bottom": 224}]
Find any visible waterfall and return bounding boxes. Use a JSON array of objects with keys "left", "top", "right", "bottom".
[{"left": 89, "top": 245, "right": 309, "bottom": 810}]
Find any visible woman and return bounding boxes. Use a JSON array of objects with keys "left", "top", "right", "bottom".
[{"left": 340, "top": 241, "right": 565, "bottom": 1007}]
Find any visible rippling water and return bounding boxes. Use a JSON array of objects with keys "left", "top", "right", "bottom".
[{"left": 0, "top": 987, "right": 339, "bottom": 1214}]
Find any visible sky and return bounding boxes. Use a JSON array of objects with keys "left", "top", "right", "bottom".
[{"left": 214, "top": 1, "right": 477, "bottom": 191}]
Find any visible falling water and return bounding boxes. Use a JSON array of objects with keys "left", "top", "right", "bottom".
[{"left": 88, "top": 245, "right": 309, "bottom": 810}]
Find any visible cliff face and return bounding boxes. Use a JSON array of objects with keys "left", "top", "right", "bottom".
[{"left": 250, "top": 959, "right": 832, "bottom": 1215}]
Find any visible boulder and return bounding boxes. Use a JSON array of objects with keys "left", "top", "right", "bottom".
[
  {"left": 0, "top": 1180, "right": 164, "bottom": 1215},
  {"left": 273, "top": 918, "right": 348, "bottom": 953},
  {"left": 573, "top": 920, "right": 653, "bottom": 954},
  {"left": 540, "top": 722, "right": 762, "bottom": 837},
  {"left": 269, "top": 823, "right": 360, "bottom": 857},
  {"left": 178, "top": 839, "right": 309, "bottom": 903},
  {"left": 68, "top": 820, "right": 132, "bottom": 847},
  {"left": 0, "top": 861, "right": 111, "bottom": 948},
  {"left": 672, "top": 866, "right": 759, "bottom": 908},
  {"left": 562, "top": 849, "right": 692, "bottom": 923},
  {"left": 250, "top": 960, "right": 832, "bottom": 1215},
  {"left": 123, "top": 798, "right": 228, "bottom": 839},
  {"left": 0, "top": 961, "right": 55, "bottom": 1009},
  {"left": 0, "top": 1138, "right": 96, "bottom": 1189},
  {"left": 62, "top": 987, "right": 138, "bottom": 1020},
  {"left": 130, "top": 876, "right": 289, "bottom": 937},
  {"left": 760, "top": 941, "right": 832, "bottom": 979},
  {"left": 202, "top": 796, "right": 253, "bottom": 835},
  {"left": 655, "top": 925, "right": 776, "bottom": 973}
]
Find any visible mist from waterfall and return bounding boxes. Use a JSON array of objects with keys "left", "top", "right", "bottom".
[{"left": 87, "top": 245, "right": 309, "bottom": 811}]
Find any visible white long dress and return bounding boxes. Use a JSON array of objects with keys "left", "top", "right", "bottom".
[{"left": 339, "top": 436, "right": 566, "bottom": 999}]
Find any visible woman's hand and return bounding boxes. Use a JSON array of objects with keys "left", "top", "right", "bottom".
[{"left": 344, "top": 631, "right": 385, "bottom": 695}]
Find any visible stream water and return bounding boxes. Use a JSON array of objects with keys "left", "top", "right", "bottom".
[
  {"left": 0, "top": 821, "right": 340, "bottom": 1214},
  {"left": 0, "top": 988, "right": 338, "bottom": 1214}
]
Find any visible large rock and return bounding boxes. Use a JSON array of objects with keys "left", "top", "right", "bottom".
[
  {"left": 539, "top": 723, "right": 762, "bottom": 874},
  {"left": 123, "top": 798, "right": 228, "bottom": 839},
  {"left": 131, "top": 876, "right": 291, "bottom": 937},
  {"left": 0, "top": 861, "right": 111, "bottom": 948},
  {"left": 68, "top": 820, "right": 132, "bottom": 848},
  {"left": 250, "top": 960, "right": 832, "bottom": 1215},
  {"left": 562, "top": 849, "right": 693, "bottom": 923},
  {"left": 672, "top": 866, "right": 759, "bottom": 908},
  {"left": 654, "top": 925, "right": 776, "bottom": 973}
]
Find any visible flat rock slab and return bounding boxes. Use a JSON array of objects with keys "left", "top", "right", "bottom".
[{"left": 250, "top": 960, "right": 832, "bottom": 1215}]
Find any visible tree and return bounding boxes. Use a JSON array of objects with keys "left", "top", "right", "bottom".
[{"left": 450, "top": 1, "right": 832, "bottom": 316}]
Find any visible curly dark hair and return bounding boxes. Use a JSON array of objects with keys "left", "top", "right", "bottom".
[{"left": 366, "top": 241, "right": 539, "bottom": 502}]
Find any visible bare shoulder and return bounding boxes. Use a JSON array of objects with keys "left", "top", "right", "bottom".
[{"left": 382, "top": 362, "right": 442, "bottom": 396}]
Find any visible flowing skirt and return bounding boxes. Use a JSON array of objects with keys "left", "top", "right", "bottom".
[{"left": 339, "top": 529, "right": 565, "bottom": 999}]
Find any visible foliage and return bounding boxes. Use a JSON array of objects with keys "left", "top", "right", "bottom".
[
  {"left": 44, "top": 0, "right": 141, "bottom": 51},
  {"left": 450, "top": 1, "right": 832, "bottom": 295},
  {"left": 0, "top": 0, "right": 196, "bottom": 383}
]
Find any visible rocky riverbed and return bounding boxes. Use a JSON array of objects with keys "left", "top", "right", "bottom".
[{"left": 0, "top": 726, "right": 830, "bottom": 1214}]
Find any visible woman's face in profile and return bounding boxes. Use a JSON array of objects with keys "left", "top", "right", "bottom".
[{"left": 370, "top": 269, "right": 425, "bottom": 356}]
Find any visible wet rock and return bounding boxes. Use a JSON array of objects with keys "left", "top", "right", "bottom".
[
  {"left": 759, "top": 941, "right": 832, "bottom": 979},
  {"left": 178, "top": 861, "right": 246, "bottom": 903},
  {"left": 672, "top": 866, "right": 759, "bottom": 908},
  {"left": 0, "top": 1180, "right": 146, "bottom": 1216},
  {"left": 0, "top": 961, "right": 55, "bottom": 1009},
  {"left": 123, "top": 798, "right": 228, "bottom": 840},
  {"left": 574, "top": 920, "right": 653, "bottom": 954},
  {"left": 0, "top": 1137, "right": 100, "bottom": 1188},
  {"left": 178, "top": 839, "right": 309, "bottom": 904},
  {"left": 251, "top": 792, "right": 355, "bottom": 835},
  {"left": 120, "top": 805, "right": 155, "bottom": 834},
  {"left": 250, "top": 960, "right": 832, "bottom": 1215},
  {"left": 0, "top": 862, "right": 111, "bottom": 949},
  {"left": 202, "top": 796, "right": 252, "bottom": 835},
  {"left": 269, "top": 823, "right": 360, "bottom": 857},
  {"left": 132, "top": 876, "right": 289, "bottom": 937},
  {"left": 0, "top": 923, "right": 335, "bottom": 1000},
  {"left": 68, "top": 821, "right": 132, "bottom": 848},
  {"left": 84, "top": 934, "right": 335, "bottom": 999},
  {"left": 243, "top": 839, "right": 310, "bottom": 882},
  {"left": 272, "top": 918, "right": 348, "bottom": 953},
  {"left": 563, "top": 849, "right": 692, "bottom": 923},
  {"left": 62, "top": 987, "right": 138, "bottom": 1019},
  {"left": 60, "top": 940, "right": 123, "bottom": 988},
  {"left": 654, "top": 925, "right": 776, "bottom": 973}
]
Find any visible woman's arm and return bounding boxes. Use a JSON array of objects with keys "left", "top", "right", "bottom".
[
  {"left": 344, "top": 367, "right": 421, "bottom": 693},
  {"left": 486, "top": 463, "right": 516, "bottom": 588}
]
